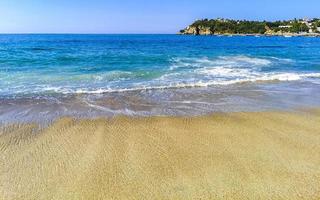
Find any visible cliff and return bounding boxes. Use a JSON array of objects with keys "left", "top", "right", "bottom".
[{"left": 181, "top": 26, "right": 213, "bottom": 35}]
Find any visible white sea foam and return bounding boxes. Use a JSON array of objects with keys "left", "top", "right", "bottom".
[
  {"left": 170, "top": 55, "right": 273, "bottom": 70},
  {"left": 267, "top": 56, "right": 294, "bottom": 63},
  {"left": 56, "top": 72, "right": 320, "bottom": 94},
  {"left": 196, "top": 66, "right": 253, "bottom": 77},
  {"left": 39, "top": 54, "right": 319, "bottom": 95},
  {"left": 2, "top": 55, "right": 319, "bottom": 96},
  {"left": 4, "top": 72, "right": 320, "bottom": 95}
]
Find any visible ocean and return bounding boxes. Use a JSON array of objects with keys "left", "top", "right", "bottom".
[{"left": 1, "top": 34, "right": 320, "bottom": 124}]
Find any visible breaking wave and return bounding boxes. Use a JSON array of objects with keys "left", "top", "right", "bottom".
[
  {"left": 45, "top": 72, "right": 320, "bottom": 94},
  {"left": 1, "top": 55, "right": 319, "bottom": 95}
]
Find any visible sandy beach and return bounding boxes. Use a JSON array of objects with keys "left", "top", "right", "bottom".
[{"left": 0, "top": 109, "right": 320, "bottom": 199}]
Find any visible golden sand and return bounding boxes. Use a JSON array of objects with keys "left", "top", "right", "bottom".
[{"left": 0, "top": 110, "right": 320, "bottom": 199}]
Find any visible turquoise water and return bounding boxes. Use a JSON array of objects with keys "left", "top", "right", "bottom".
[{"left": 1, "top": 34, "right": 320, "bottom": 123}]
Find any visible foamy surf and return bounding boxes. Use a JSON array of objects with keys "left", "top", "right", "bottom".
[
  {"left": 0, "top": 55, "right": 318, "bottom": 96},
  {"left": 46, "top": 72, "right": 320, "bottom": 95},
  {"left": 1, "top": 34, "right": 320, "bottom": 124},
  {"left": 29, "top": 56, "right": 319, "bottom": 95}
]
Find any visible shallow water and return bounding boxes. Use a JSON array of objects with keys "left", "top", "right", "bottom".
[{"left": 0, "top": 34, "right": 320, "bottom": 124}]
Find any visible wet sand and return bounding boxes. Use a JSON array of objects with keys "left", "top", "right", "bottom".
[{"left": 0, "top": 109, "right": 320, "bottom": 199}]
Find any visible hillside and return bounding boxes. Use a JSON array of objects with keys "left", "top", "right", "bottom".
[{"left": 179, "top": 18, "right": 320, "bottom": 36}]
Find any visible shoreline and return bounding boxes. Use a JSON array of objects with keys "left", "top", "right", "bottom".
[
  {"left": 1, "top": 109, "right": 320, "bottom": 199},
  {"left": 2, "top": 79, "right": 320, "bottom": 126},
  {"left": 178, "top": 33, "right": 320, "bottom": 37}
]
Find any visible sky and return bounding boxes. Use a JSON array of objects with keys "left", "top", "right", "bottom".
[{"left": 0, "top": 0, "right": 319, "bottom": 34}]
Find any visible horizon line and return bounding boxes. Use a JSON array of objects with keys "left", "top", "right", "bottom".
[{"left": 0, "top": 33, "right": 178, "bottom": 35}]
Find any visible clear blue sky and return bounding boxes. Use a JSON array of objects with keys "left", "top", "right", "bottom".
[{"left": 0, "top": 0, "right": 319, "bottom": 33}]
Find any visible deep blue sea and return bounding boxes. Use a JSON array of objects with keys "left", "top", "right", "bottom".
[{"left": 1, "top": 34, "right": 320, "bottom": 124}]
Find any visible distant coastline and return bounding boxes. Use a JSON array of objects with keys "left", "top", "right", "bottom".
[{"left": 179, "top": 18, "right": 320, "bottom": 37}]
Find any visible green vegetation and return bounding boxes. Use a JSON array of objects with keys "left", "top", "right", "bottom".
[
  {"left": 180, "top": 18, "right": 320, "bottom": 35},
  {"left": 312, "top": 19, "right": 320, "bottom": 32},
  {"left": 191, "top": 19, "right": 266, "bottom": 34}
]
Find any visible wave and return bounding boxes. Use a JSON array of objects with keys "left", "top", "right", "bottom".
[
  {"left": 169, "top": 55, "right": 293, "bottom": 71},
  {"left": 2, "top": 71, "right": 320, "bottom": 96},
  {"left": 1, "top": 55, "right": 318, "bottom": 96},
  {"left": 217, "top": 55, "right": 272, "bottom": 66},
  {"left": 41, "top": 72, "right": 320, "bottom": 94}
]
